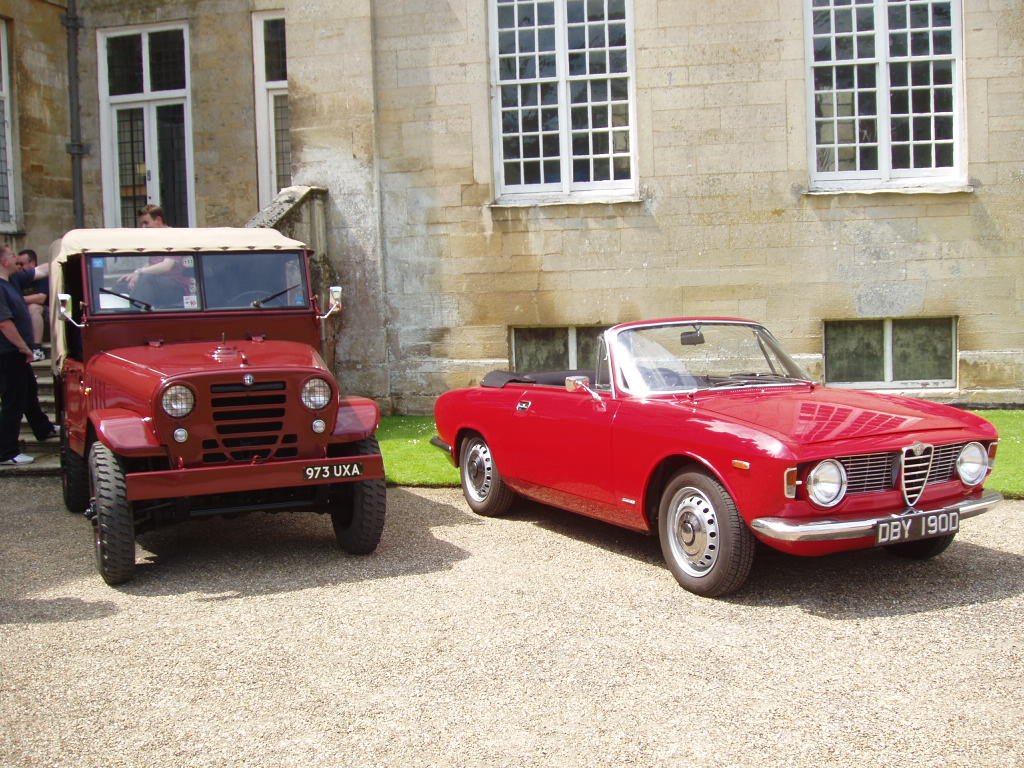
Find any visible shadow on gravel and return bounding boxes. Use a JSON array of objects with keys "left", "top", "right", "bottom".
[
  {"left": 502, "top": 498, "right": 1024, "bottom": 618},
  {"left": 0, "top": 486, "right": 476, "bottom": 615},
  {"left": 733, "top": 542, "right": 1024, "bottom": 619},
  {"left": 117, "top": 488, "right": 475, "bottom": 600},
  {"left": 0, "top": 597, "right": 119, "bottom": 624}
]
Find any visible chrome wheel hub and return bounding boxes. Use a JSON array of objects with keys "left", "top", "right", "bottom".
[
  {"left": 464, "top": 442, "right": 493, "bottom": 503},
  {"left": 667, "top": 487, "right": 720, "bottom": 577}
]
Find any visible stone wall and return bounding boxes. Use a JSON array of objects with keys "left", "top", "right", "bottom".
[
  {"left": 364, "top": 0, "right": 1023, "bottom": 412},
  {"left": 0, "top": 0, "right": 74, "bottom": 250},
  {"left": 18, "top": 1, "right": 1019, "bottom": 410},
  {"left": 74, "top": 0, "right": 260, "bottom": 229}
]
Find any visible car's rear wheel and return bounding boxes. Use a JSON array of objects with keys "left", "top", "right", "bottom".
[
  {"left": 331, "top": 437, "right": 387, "bottom": 554},
  {"left": 885, "top": 533, "right": 955, "bottom": 560},
  {"left": 61, "top": 427, "right": 90, "bottom": 515},
  {"left": 658, "top": 470, "right": 755, "bottom": 597},
  {"left": 459, "top": 434, "right": 514, "bottom": 517},
  {"left": 89, "top": 442, "right": 136, "bottom": 585}
]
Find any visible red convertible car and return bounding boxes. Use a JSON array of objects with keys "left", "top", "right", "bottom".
[{"left": 433, "top": 318, "right": 1002, "bottom": 597}]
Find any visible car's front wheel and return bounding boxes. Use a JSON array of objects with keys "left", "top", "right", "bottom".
[
  {"left": 885, "top": 533, "right": 955, "bottom": 560},
  {"left": 658, "top": 470, "right": 755, "bottom": 597},
  {"left": 459, "top": 434, "right": 514, "bottom": 517},
  {"left": 88, "top": 442, "right": 136, "bottom": 585},
  {"left": 331, "top": 437, "right": 387, "bottom": 554}
]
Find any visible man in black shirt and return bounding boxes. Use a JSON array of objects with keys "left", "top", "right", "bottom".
[{"left": 0, "top": 244, "right": 56, "bottom": 465}]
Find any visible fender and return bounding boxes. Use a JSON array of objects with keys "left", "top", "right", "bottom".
[
  {"left": 90, "top": 408, "right": 163, "bottom": 457},
  {"left": 332, "top": 396, "right": 381, "bottom": 443}
]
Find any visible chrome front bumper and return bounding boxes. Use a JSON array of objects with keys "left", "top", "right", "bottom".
[{"left": 750, "top": 491, "right": 1004, "bottom": 543}]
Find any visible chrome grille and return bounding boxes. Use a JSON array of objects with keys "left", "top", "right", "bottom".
[
  {"left": 201, "top": 380, "right": 299, "bottom": 463},
  {"left": 928, "top": 443, "right": 962, "bottom": 483},
  {"left": 901, "top": 444, "right": 934, "bottom": 506},
  {"left": 838, "top": 452, "right": 897, "bottom": 494},
  {"left": 837, "top": 442, "right": 967, "bottom": 505}
]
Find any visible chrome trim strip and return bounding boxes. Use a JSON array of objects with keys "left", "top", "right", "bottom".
[{"left": 750, "top": 491, "right": 1003, "bottom": 543}]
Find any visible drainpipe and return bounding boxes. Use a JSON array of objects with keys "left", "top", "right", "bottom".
[{"left": 63, "top": 0, "right": 86, "bottom": 228}]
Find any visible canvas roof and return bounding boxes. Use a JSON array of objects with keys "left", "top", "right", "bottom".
[{"left": 51, "top": 227, "right": 307, "bottom": 263}]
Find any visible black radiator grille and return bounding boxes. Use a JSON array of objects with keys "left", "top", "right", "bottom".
[{"left": 201, "top": 380, "right": 299, "bottom": 463}]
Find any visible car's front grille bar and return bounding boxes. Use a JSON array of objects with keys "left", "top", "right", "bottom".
[
  {"left": 200, "top": 380, "right": 298, "bottom": 464},
  {"left": 837, "top": 443, "right": 965, "bottom": 503}
]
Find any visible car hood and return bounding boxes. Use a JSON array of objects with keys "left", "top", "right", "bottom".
[
  {"left": 98, "top": 338, "right": 327, "bottom": 378},
  {"left": 686, "top": 385, "right": 994, "bottom": 445}
]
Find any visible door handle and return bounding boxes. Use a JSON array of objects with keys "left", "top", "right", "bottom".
[{"left": 516, "top": 400, "right": 532, "bottom": 413}]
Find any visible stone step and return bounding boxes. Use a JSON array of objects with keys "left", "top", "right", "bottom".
[
  {"left": 17, "top": 425, "right": 61, "bottom": 455},
  {"left": 0, "top": 453, "right": 61, "bottom": 476}
]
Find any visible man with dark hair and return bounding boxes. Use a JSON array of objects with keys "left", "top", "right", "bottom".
[
  {"left": 15, "top": 249, "right": 48, "bottom": 361},
  {"left": 0, "top": 244, "right": 56, "bottom": 465},
  {"left": 137, "top": 204, "right": 167, "bottom": 228}
]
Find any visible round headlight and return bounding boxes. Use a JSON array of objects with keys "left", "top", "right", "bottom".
[
  {"left": 162, "top": 384, "right": 195, "bottom": 418},
  {"left": 956, "top": 442, "right": 988, "bottom": 486},
  {"left": 301, "top": 377, "right": 332, "bottom": 410},
  {"left": 806, "top": 459, "right": 847, "bottom": 508}
]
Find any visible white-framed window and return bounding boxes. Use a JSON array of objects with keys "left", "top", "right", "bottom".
[
  {"left": 252, "top": 12, "right": 291, "bottom": 209},
  {"left": 98, "top": 24, "right": 195, "bottom": 227},
  {"left": 490, "top": 0, "right": 638, "bottom": 205},
  {"left": 824, "top": 317, "right": 957, "bottom": 388},
  {"left": 805, "top": 0, "right": 966, "bottom": 192},
  {"left": 0, "top": 22, "right": 18, "bottom": 231},
  {"left": 511, "top": 325, "right": 607, "bottom": 371}
]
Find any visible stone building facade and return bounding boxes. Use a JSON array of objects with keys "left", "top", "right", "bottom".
[{"left": 3, "top": 1, "right": 1022, "bottom": 411}]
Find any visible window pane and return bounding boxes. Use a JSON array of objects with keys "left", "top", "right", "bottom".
[
  {"left": 495, "top": 0, "right": 633, "bottom": 194},
  {"left": 108, "top": 34, "right": 143, "bottom": 95},
  {"left": 0, "top": 94, "right": 11, "bottom": 223},
  {"left": 116, "top": 108, "right": 147, "bottom": 226},
  {"left": 273, "top": 93, "right": 292, "bottom": 189},
  {"left": 156, "top": 104, "right": 188, "bottom": 227},
  {"left": 264, "top": 19, "right": 287, "bottom": 82},
  {"left": 149, "top": 29, "right": 186, "bottom": 91},
  {"left": 892, "top": 318, "right": 954, "bottom": 381},
  {"left": 513, "top": 328, "right": 569, "bottom": 371},
  {"left": 810, "top": 0, "right": 961, "bottom": 183},
  {"left": 824, "top": 320, "right": 885, "bottom": 382}
]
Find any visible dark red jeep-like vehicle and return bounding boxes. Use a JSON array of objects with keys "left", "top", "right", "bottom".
[{"left": 50, "top": 227, "right": 386, "bottom": 584}]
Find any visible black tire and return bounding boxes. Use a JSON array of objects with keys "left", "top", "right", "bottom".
[
  {"left": 331, "top": 437, "right": 387, "bottom": 554},
  {"left": 89, "top": 442, "right": 136, "bottom": 585},
  {"left": 459, "top": 433, "right": 515, "bottom": 517},
  {"left": 61, "top": 428, "right": 90, "bottom": 515},
  {"left": 658, "top": 470, "right": 755, "bottom": 597},
  {"left": 885, "top": 533, "right": 956, "bottom": 560}
]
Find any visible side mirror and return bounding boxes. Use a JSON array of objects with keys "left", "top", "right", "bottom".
[
  {"left": 318, "top": 285, "right": 343, "bottom": 320},
  {"left": 566, "top": 375, "right": 602, "bottom": 403},
  {"left": 58, "top": 293, "right": 85, "bottom": 329}
]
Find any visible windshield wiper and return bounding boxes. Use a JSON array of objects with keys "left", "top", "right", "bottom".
[
  {"left": 710, "top": 373, "right": 806, "bottom": 388},
  {"left": 251, "top": 283, "right": 300, "bottom": 309},
  {"left": 100, "top": 287, "right": 152, "bottom": 312}
]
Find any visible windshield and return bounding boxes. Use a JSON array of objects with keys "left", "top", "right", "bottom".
[
  {"left": 611, "top": 321, "right": 811, "bottom": 394},
  {"left": 86, "top": 251, "right": 309, "bottom": 313}
]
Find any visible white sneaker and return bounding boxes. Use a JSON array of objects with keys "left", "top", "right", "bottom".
[{"left": 0, "top": 453, "right": 34, "bottom": 465}]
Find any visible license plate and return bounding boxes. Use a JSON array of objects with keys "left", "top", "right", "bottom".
[
  {"left": 875, "top": 510, "right": 959, "bottom": 545},
  {"left": 302, "top": 462, "right": 365, "bottom": 481}
]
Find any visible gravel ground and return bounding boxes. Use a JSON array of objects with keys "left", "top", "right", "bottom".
[{"left": 2, "top": 477, "right": 1022, "bottom": 768}]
